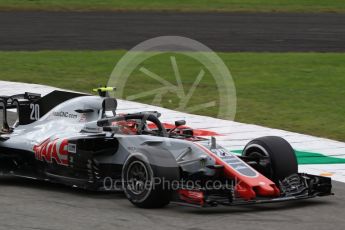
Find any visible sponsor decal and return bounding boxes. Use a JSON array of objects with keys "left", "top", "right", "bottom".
[
  {"left": 33, "top": 138, "right": 69, "bottom": 166},
  {"left": 68, "top": 143, "right": 77, "bottom": 154},
  {"left": 52, "top": 111, "right": 78, "bottom": 119},
  {"left": 210, "top": 148, "right": 258, "bottom": 177}
]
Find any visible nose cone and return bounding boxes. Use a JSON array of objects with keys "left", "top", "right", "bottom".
[{"left": 256, "top": 183, "right": 280, "bottom": 197}]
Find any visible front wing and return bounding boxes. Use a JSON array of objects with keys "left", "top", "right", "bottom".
[{"left": 172, "top": 173, "right": 332, "bottom": 207}]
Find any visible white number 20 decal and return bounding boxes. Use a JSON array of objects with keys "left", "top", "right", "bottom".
[{"left": 30, "top": 104, "right": 40, "bottom": 121}]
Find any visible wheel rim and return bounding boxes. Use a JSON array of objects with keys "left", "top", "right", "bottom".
[
  {"left": 126, "top": 161, "right": 150, "bottom": 195},
  {"left": 245, "top": 148, "right": 273, "bottom": 180},
  {"left": 247, "top": 151, "right": 265, "bottom": 158}
]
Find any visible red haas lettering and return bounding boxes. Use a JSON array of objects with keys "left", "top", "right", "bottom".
[
  {"left": 33, "top": 138, "right": 69, "bottom": 166},
  {"left": 59, "top": 139, "right": 69, "bottom": 165}
]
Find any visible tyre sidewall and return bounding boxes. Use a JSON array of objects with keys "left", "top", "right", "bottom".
[{"left": 243, "top": 136, "right": 298, "bottom": 182}]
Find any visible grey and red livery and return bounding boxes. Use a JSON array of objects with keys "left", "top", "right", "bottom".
[{"left": 0, "top": 89, "right": 332, "bottom": 208}]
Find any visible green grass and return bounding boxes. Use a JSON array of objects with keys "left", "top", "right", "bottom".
[
  {"left": 0, "top": 0, "right": 345, "bottom": 13},
  {"left": 0, "top": 51, "right": 344, "bottom": 142}
]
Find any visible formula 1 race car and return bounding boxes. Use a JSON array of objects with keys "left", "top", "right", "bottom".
[{"left": 0, "top": 88, "right": 332, "bottom": 208}]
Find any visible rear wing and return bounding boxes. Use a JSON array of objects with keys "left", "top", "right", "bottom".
[
  {"left": 1, "top": 90, "right": 87, "bottom": 132},
  {"left": 0, "top": 92, "right": 41, "bottom": 132}
]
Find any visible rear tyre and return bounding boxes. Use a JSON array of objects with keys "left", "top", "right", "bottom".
[
  {"left": 122, "top": 153, "right": 178, "bottom": 208},
  {"left": 242, "top": 136, "right": 298, "bottom": 182}
]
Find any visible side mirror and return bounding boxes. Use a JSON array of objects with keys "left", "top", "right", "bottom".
[{"left": 175, "top": 120, "right": 186, "bottom": 127}]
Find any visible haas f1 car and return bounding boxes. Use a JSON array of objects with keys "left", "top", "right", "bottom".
[{"left": 0, "top": 89, "right": 332, "bottom": 208}]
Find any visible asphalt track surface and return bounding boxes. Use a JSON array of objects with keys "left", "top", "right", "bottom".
[
  {"left": 0, "top": 11, "right": 345, "bottom": 51},
  {"left": 1, "top": 113, "right": 345, "bottom": 230},
  {"left": 0, "top": 177, "right": 343, "bottom": 230}
]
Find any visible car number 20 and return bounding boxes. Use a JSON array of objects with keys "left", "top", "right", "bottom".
[{"left": 30, "top": 103, "right": 40, "bottom": 121}]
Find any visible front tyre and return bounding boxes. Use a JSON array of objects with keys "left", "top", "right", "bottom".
[{"left": 242, "top": 136, "right": 298, "bottom": 182}]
